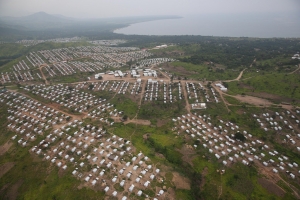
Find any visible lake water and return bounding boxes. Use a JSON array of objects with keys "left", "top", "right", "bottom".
[{"left": 114, "top": 13, "right": 300, "bottom": 38}]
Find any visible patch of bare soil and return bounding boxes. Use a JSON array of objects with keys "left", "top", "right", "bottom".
[
  {"left": 258, "top": 178, "right": 285, "bottom": 197},
  {"left": 154, "top": 50, "right": 184, "bottom": 58},
  {"left": 111, "top": 116, "right": 122, "bottom": 123},
  {"left": 233, "top": 95, "right": 273, "bottom": 106},
  {"left": 155, "top": 153, "right": 166, "bottom": 160},
  {"left": 58, "top": 168, "right": 66, "bottom": 178},
  {"left": 5, "top": 180, "right": 23, "bottom": 200},
  {"left": 248, "top": 92, "right": 296, "bottom": 104},
  {"left": 0, "top": 142, "right": 12, "bottom": 156},
  {"left": 200, "top": 167, "right": 208, "bottom": 190},
  {"left": 166, "top": 187, "right": 176, "bottom": 199},
  {"left": 172, "top": 172, "right": 190, "bottom": 190},
  {"left": 0, "top": 184, "right": 9, "bottom": 195},
  {"left": 45, "top": 102, "right": 84, "bottom": 121},
  {"left": 48, "top": 102, "right": 63, "bottom": 111},
  {"left": 124, "top": 119, "right": 151, "bottom": 125},
  {"left": 162, "top": 63, "right": 193, "bottom": 76},
  {"left": 157, "top": 119, "right": 168, "bottom": 127},
  {"left": 236, "top": 109, "right": 245, "bottom": 115},
  {"left": 143, "top": 133, "right": 150, "bottom": 140},
  {"left": 239, "top": 82, "right": 254, "bottom": 90},
  {"left": 178, "top": 145, "right": 196, "bottom": 166},
  {"left": 0, "top": 162, "right": 15, "bottom": 178}
]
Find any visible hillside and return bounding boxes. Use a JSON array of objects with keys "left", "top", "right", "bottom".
[{"left": 0, "top": 38, "right": 300, "bottom": 200}]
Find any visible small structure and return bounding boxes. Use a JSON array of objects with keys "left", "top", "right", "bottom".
[
  {"left": 191, "top": 103, "right": 206, "bottom": 110},
  {"left": 137, "top": 190, "right": 142, "bottom": 196},
  {"left": 0, "top": 87, "right": 7, "bottom": 93},
  {"left": 129, "top": 184, "right": 135, "bottom": 192}
]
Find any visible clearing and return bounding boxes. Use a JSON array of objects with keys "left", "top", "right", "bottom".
[
  {"left": 232, "top": 94, "right": 273, "bottom": 106},
  {"left": 0, "top": 162, "right": 15, "bottom": 179},
  {"left": 172, "top": 172, "right": 191, "bottom": 190},
  {"left": 0, "top": 142, "right": 12, "bottom": 156},
  {"left": 258, "top": 178, "right": 285, "bottom": 197},
  {"left": 4, "top": 180, "right": 23, "bottom": 200}
]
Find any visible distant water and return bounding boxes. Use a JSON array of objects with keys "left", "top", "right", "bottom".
[{"left": 114, "top": 13, "right": 300, "bottom": 38}]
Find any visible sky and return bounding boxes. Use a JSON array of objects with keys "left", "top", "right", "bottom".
[{"left": 0, "top": 0, "right": 299, "bottom": 18}]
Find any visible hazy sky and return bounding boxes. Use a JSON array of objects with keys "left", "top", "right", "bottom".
[{"left": 0, "top": 0, "right": 299, "bottom": 18}]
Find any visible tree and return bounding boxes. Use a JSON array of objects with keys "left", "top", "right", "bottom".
[
  {"left": 234, "top": 132, "right": 246, "bottom": 142},
  {"left": 88, "top": 84, "right": 94, "bottom": 90},
  {"left": 122, "top": 115, "right": 128, "bottom": 121}
]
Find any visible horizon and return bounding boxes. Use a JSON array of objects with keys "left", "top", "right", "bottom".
[
  {"left": 0, "top": 0, "right": 299, "bottom": 18},
  {"left": 0, "top": 11, "right": 183, "bottom": 20}
]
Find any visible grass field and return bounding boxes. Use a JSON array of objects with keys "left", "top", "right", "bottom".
[
  {"left": 192, "top": 155, "right": 294, "bottom": 200},
  {"left": 227, "top": 73, "right": 300, "bottom": 105},
  {"left": 139, "top": 99, "right": 186, "bottom": 121},
  {"left": 110, "top": 95, "right": 139, "bottom": 119},
  {"left": 169, "top": 61, "right": 240, "bottom": 81}
]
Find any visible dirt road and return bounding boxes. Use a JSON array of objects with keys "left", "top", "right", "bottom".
[
  {"left": 39, "top": 65, "right": 49, "bottom": 85},
  {"left": 289, "top": 64, "right": 300, "bottom": 74},
  {"left": 182, "top": 81, "right": 191, "bottom": 113},
  {"left": 8, "top": 89, "right": 84, "bottom": 122},
  {"left": 223, "top": 68, "right": 247, "bottom": 83},
  {"left": 212, "top": 84, "right": 230, "bottom": 112},
  {"left": 224, "top": 58, "right": 256, "bottom": 83}
]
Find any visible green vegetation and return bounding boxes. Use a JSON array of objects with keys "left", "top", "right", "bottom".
[
  {"left": 169, "top": 61, "right": 240, "bottom": 81},
  {"left": 0, "top": 102, "right": 104, "bottom": 200},
  {"left": 1, "top": 36, "right": 300, "bottom": 200},
  {"left": 175, "top": 189, "right": 194, "bottom": 200},
  {"left": 110, "top": 95, "right": 138, "bottom": 119},
  {"left": 193, "top": 156, "right": 290, "bottom": 200},
  {"left": 139, "top": 100, "right": 186, "bottom": 120},
  {"left": 227, "top": 73, "right": 300, "bottom": 105}
]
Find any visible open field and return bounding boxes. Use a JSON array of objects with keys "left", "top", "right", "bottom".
[{"left": 226, "top": 73, "right": 300, "bottom": 105}]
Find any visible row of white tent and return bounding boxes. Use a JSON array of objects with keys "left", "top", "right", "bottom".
[
  {"left": 253, "top": 111, "right": 300, "bottom": 146},
  {"left": 133, "top": 58, "right": 176, "bottom": 69},
  {"left": 175, "top": 113, "right": 300, "bottom": 178}
]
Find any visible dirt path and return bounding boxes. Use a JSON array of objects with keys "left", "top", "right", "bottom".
[
  {"left": 124, "top": 119, "right": 151, "bottom": 125},
  {"left": 278, "top": 176, "right": 300, "bottom": 199},
  {"left": 136, "top": 80, "right": 147, "bottom": 114},
  {"left": 257, "top": 178, "right": 285, "bottom": 197},
  {"left": 39, "top": 65, "right": 49, "bottom": 85},
  {"left": 212, "top": 83, "right": 275, "bottom": 108},
  {"left": 0, "top": 142, "right": 13, "bottom": 156},
  {"left": 46, "top": 103, "right": 84, "bottom": 121},
  {"left": 223, "top": 68, "right": 247, "bottom": 83},
  {"left": 157, "top": 68, "right": 170, "bottom": 81},
  {"left": 249, "top": 58, "right": 256, "bottom": 68},
  {"left": 228, "top": 94, "right": 273, "bottom": 106},
  {"left": 289, "top": 64, "right": 300, "bottom": 74},
  {"left": 254, "top": 160, "right": 299, "bottom": 199},
  {"left": 5, "top": 180, "right": 23, "bottom": 200},
  {"left": 223, "top": 58, "right": 255, "bottom": 83},
  {"left": 0, "top": 162, "right": 15, "bottom": 178},
  {"left": 127, "top": 79, "right": 147, "bottom": 121},
  {"left": 212, "top": 84, "right": 230, "bottom": 112},
  {"left": 182, "top": 81, "right": 191, "bottom": 113},
  {"left": 8, "top": 89, "right": 84, "bottom": 122},
  {"left": 218, "top": 173, "right": 223, "bottom": 199},
  {"left": 172, "top": 172, "right": 190, "bottom": 190}
]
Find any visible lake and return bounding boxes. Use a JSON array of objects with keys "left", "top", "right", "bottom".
[{"left": 114, "top": 13, "right": 300, "bottom": 38}]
